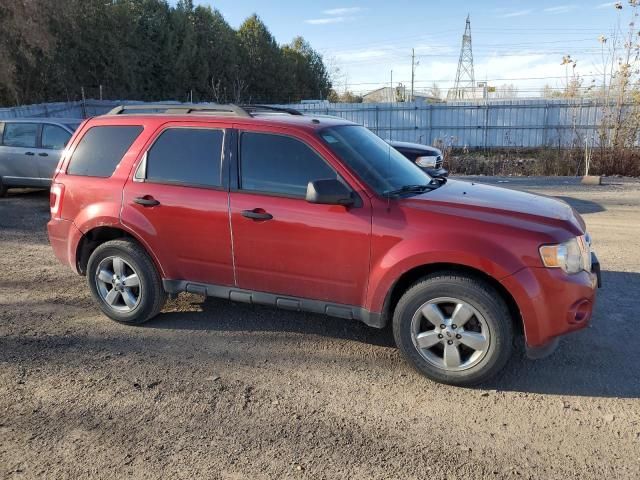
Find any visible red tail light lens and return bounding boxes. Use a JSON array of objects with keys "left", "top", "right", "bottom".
[{"left": 50, "top": 183, "right": 64, "bottom": 218}]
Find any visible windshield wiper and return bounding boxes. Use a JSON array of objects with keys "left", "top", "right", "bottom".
[{"left": 383, "top": 184, "right": 435, "bottom": 197}]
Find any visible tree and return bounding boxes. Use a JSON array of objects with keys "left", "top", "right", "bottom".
[
  {"left": 0, "top": 1, "right": 333, "bottom": 107},
  {"left": 0, "top": 0, "right": 52, "bottom": 105},
  {"left": 281, "top": 37, "right": 331, "bottom": 102},
  {"left": 236, "top": 14, "right": 282, "bottom": 103},
  {"left": 428, "top": 83, "right": 442, "bottom": 100},
  {"left": 327, "top": 89, "right": 362, "bottom": 103}
]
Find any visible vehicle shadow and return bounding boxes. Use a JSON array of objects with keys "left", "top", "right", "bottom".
[
  {"left": 145, "top": 269, "right": 637, "bottom": 398},
  {"left": 148, "top": 297, "right": 396, "bottom": 348}
]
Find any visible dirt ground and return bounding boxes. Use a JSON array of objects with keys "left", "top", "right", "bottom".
[{"left": 1, "top": 176, "right": 639, "bottom": 479}]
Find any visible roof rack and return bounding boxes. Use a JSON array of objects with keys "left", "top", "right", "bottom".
[
  {"left": 106, "top": 103, "right": 302, "bottom": 117},
  {"left": 240, "top": 105, "right": 303, "bottom": 116},
  {"left": 107, "top": 104, "right": 250, "bottom": 117}
]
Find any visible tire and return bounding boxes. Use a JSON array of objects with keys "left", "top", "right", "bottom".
[
  {"left": 393, "top": 272, "right": 513, "bottom": 386},
  {"left": 0, "top": 178, "right": 8, "bottom": 197},
  {"left": 86, "top": 239, "right": 166, "bottom": 324}
]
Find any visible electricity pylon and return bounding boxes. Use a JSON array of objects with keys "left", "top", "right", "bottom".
[{"left": 448, "top": 15, "right": 476, "bottom": 100}]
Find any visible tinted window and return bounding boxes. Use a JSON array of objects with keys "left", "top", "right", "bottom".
[
  {"left": 3, "top": 123, "right": 38, "bottom": 148},
  {"left": 67, "top": 126, "right": 142, "bottom": 177},
  {"left": 42, "top": 124, "right": 72, "bottom": 150},
  {"left": 240, "top": 133, "right": 336, "bottom": 197},
  {"left": 321, "top": 125, "right": 431, "bottom": 195},
  {"left": 146, "top": 128, "right": 223, "bottom": 187}
]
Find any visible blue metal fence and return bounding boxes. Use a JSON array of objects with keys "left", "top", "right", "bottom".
[{"left": 0, "top": 98, "right": 620, "bottom": 148}]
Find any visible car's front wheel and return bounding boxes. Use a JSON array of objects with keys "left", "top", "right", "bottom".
[
  {"left": 393, "top": 272, "right": 513, "bottom": 386},
  {"left": 86, "top": 239, "right": 166, "bottom": 324}
]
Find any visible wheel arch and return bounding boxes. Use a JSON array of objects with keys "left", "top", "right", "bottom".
[
  {"left": 379, "top": 262, "right": 523, "bottom": 336},
  {"left": 76, "top": 225, "right": 165, "bottom": 278}
]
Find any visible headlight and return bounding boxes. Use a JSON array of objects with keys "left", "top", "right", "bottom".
[
  {"left": 415, "top": 156, "right": 437, "bottom": 168},
  {"left": 539, "top": 235, "right": 591, "bottom": 274}
]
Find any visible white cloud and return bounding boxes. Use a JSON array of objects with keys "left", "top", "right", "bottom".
[
  {"left": 544, "top": 5, "right": 577, "bottom": 13},
  {"left": 334, "top": 48, "right": 390, "bottom": 62},
  {"left": 596, "top": 2, "right": 617, "bottom": 8},
  {"left": 305, "top": 17, "right": 347, "bottom": 25},
  {"left": 500, "top": 9, "right": 534, "bottom": 18},
  {"left": 323, "top": 7, "right": 364, "bottom": 15}
]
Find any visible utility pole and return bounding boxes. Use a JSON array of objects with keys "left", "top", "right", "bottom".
[
  {"left": 390, "top": 70, "right": 393, "bottom": 102},
  {"left": 411, "top": 48, "right": 415, "bottom": 102}
]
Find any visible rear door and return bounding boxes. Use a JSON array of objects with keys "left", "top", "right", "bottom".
[
  {"left": 229, "top": 127, "right": 372, "bottom": 306},
  {"left": 121, "top": 122, "right": 234, "bottom": 285},
  {"left": 37, "top": 123, "right": 73, "bottom": 181},
  {"left": 0, "top": 122, "right": 40, "bottom": 186}
]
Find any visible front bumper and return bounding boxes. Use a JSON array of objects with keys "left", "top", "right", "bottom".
[{"left": 501, "top": 257, "right": 600, "bottom": 353}]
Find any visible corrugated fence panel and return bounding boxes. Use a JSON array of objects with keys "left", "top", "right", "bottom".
[{"left": 1, "top": 98, "right": 628, "bottom": 148}]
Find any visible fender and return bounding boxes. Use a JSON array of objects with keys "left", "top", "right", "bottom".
[{"left": 364, "top": 233, "right": 525, "bottom": 313}]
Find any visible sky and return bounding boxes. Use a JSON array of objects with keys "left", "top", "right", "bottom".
[{"left": 195, "top": 0, "right": 628, "bottom": 97}]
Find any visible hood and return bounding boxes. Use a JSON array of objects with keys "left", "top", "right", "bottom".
[
  {"left": 387, "top": 140, "right": 442, "bottom": 156},
  {"left": 402, "top": 179, "right": 585, "bottom": 236}
]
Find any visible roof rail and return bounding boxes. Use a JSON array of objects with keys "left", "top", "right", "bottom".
[
  {"left": 240, "top": 105, "right": 303, "bottom": 116},
  {"left": 106, "top": 103, "right": 251, "bottom": 117},
  {"left": 106, "top": 103, "right": 303, "bottom": 117}
]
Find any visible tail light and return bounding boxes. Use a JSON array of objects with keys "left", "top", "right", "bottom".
[{"left": 50, "top": 183, "right": 65, "bottom": 218}]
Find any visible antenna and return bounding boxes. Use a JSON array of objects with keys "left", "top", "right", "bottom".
[{"left": 448, "top": 14, "right": 476, "bottom": 100}]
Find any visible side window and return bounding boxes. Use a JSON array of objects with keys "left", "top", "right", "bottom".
[
  {"left": 3, "top": 123, "right": 38, "bottom": 148},
  {"left": 240, "top": 132, "right": 337, "bottom": 197},
  {"left": 145, "top": 128, "right": 223, "bottom": 187},
  {"left": 67, "top": 126, "right": 143, "bottom": 178},
  {"left": 42, "top": 124, "right": 72, "bottom": 150}
]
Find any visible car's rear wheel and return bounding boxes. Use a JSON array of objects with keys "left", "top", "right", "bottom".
[
  {"left": 393, "top": 272, "right": 513, "bottom": 386},
  {"left": 87, "top": 239, "right": 166, "bottom": 324}
]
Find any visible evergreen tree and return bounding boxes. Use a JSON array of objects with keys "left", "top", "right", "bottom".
[{"left": 0, "top": 1, "right": 332, "bottom": 106}]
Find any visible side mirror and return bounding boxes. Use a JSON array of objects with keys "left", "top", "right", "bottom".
[{"left": 306, "top": 179, "right": 355, "bottom": 206}]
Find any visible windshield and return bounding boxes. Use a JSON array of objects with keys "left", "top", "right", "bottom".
[{"left": 319, "top": 125, "right": 431, "bottom": 195}]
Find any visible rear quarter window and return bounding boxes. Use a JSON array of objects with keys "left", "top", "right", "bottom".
[{"left": 66, "top": 125, "right": 143, "bottom": 177}]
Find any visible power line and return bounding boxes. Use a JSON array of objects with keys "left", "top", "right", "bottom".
[{"left": 338, "top": 72, "right": 613, "bottom": 88}]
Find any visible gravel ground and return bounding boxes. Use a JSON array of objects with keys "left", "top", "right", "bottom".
[{"left": 1, "top": 177, "right": 639, "bottom": 479}]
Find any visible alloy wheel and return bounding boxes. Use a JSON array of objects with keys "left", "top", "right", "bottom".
[
  {"left": 410, "top": 296, "right": 490, "bottom": 371},
  {"left": 94, "top": 256, "right": 141, "bottom": 313}
]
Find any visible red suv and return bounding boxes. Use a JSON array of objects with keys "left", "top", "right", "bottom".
[{"left": 47, "top": 104, "right": 600, "bottom": 386}]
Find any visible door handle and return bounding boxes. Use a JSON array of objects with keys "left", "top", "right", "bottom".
[
  {"left": 25, "top": 152, "right": 35, "bottom": 156},
  {"left": 242, "top": 209, "right": 273, "bottom": 221},
  {"left": 134, "top": 196, "right": 160, "bottom": 207},
  {"left": 38, "top": 152, "right": 49, "bottom": 157}
]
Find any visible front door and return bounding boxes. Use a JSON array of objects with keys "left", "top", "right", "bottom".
[
  {"left": 229, "top": 128, "right": 371, "bottom": 307},
  {"left": 121, "top": 122, "right": 234, "bottom": 285}
]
